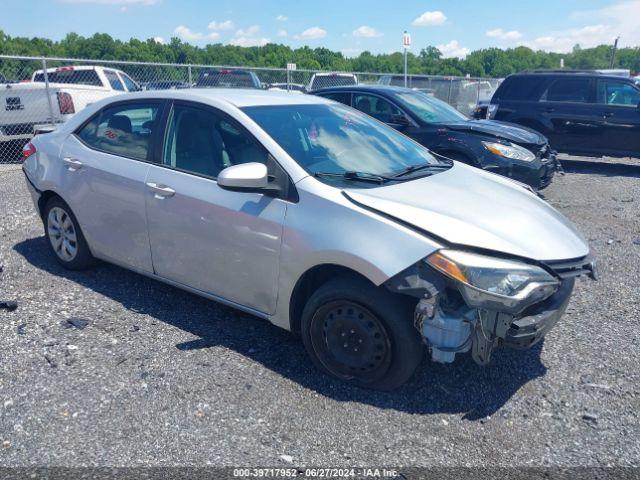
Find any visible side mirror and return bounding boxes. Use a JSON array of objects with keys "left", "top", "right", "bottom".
[
  {"left": 217, "top": 162, "right": 268, "bottom": 190},
  {"left": 389, "top": 114, "right": 411, "bottom": 129}
]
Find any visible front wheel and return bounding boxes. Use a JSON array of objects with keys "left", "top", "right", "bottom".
[
  {"left": 43, "top": 197, "right": 94, "bottom": 270},
  {"left": 301, "top": 277, "right": 423, "bottom": 390}
]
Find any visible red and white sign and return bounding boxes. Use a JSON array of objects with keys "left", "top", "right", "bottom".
[{"left": 402, "top": 31, "right": 411, "bottom": 48}]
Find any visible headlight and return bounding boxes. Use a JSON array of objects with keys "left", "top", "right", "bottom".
[
  {"left": 426, "top": 249, "right": 559, "bottom": 312},
  {"left": 482, "top": 141, "right": 535, "bottom": 162}
]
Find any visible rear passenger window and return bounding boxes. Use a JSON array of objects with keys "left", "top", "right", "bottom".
[
  {"left": 76, "top": 103, "right": 159, "bottom": 160},
  {"left": 162, "top": 104, "right": 269, "bottom": 178},
  {"left": 353, "top": 94, "right": 403, "bottom": 123},
  {"left": 33, "top": 69, "right": 102, "bottom": 86},
  {"left": 542, "top": 78, "right": 591, "bottom": 103},
  {"left": 322, "top": 92, "right": 351, "bottom": 106},
  {"left": 496, "top": 76, "right": 546, "bottom": 101}
]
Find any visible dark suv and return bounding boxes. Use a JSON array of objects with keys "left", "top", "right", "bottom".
[
  {"left": 314, "top": 85, "right": 558, "bottom": 190},
  {"left": 488, "top": 71, "right": 640, "bottom": 158}
]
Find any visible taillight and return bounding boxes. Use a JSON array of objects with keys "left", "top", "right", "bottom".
[
  {"left": 22, "top": 142, "right": 36, "bottom": 161},
  {"left": 487, "top": 103, "right": 498, "bottom": 120},
  {"left": 57, "top": 92, "right": 75, "bottom": 114}
]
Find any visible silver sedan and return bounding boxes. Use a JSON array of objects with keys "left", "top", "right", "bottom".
[{"left": 22, "top": 89, "right": 596, "bottom": 390}]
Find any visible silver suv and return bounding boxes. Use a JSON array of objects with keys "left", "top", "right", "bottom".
[{"left": 22, "top": 89, "right": 596, "bottom": 390}]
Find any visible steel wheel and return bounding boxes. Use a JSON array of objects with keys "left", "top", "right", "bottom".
[
  {"left": 309, "top": 300, "right": 392, "bottom": 383},
  {"left": 47, "top": 206, "right": 78, "bottom": 262}
]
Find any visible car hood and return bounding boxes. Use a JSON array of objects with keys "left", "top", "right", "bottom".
[
  {"left": 343, "top": 163, "right": 589, "bottom": 262},
  {"left": 442, "top": 119, "right": 547, "bottom": 145}
]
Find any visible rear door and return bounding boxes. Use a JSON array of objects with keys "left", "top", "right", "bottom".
[
  {"left": 144, "top": 101, "right": 287, "bottom": 314},
  {"left": 595, "top": 78, "right": 640, "bottom": 156},
  {"left": 59, "top": 100, "right": 164, "bottom": 272},
  {"left": 538, "top": 76, "right": 600, "bottom": 154}
]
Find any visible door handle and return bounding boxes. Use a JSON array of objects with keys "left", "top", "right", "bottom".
[
  {"left": 604, "top": 111, "right": 614, "bottom": 118},
  {"left": 63, "top": 157, "right": 83, "bottom": 171},
  {"left": 545, "top": 108, "right": 555, "bottom": 113},
  {"left": 146, "top": 182, "right": 175, "bottom": 198}
]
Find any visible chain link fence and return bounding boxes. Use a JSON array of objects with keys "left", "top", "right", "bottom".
[{"left": 0, "top": 54, "right": 501, "bottom": 167}]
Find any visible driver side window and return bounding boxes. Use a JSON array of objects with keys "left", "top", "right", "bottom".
[
  {"left": 162, "top": 104, "right": 269, "bottom": 178},
  {"left": 597, "top": 80, "right": 640, "bottom": 107},
  {"left": 353, "top": 94, "right": 403, "bottom": 123}
]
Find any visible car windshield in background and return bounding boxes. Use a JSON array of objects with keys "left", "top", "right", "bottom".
[
  {"left": 197, "top": 70, "right": 259, "bottom": 88},
  {"left": 394, "top": 90, "right": 468, "bottom": 123},
  {"left": 33, "top": 69, "right": 102, "bottom": 86},
  {"left": 243, "top": 103, "right": 444, "bottom": 178}
]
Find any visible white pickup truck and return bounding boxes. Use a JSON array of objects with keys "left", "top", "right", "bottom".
[{"left": 0, "top": 65, "right": 139, "bottom": 145}]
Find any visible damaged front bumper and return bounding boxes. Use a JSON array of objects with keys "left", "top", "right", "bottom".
[
  {"left": 468, "top": 278, "right": 574, "bottom": 364},
  {"left": 387, "top": 254, "right": 596, "bottom": 366}
]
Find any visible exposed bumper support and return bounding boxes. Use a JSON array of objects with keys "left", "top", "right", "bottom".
[{"left": 471, "top": 278, "right": 574, "bottom": 364}]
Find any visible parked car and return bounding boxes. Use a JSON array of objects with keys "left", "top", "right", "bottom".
[
  {"left": 307, "top": 72, "right": 357, "bottom": 91},
  {"left": 378, "top": 75, "right": 497, "bottom": 115},
  {"left": 196, "top": 69, "right": 262, "bottom": 89},
  {"left": 1, "top": 65, "right": 139, "bottom": 149},
  {"left": 487, "top": 71, "right": 640, "bottom": 158},
  {"left": 314, "top": 85, "right": 559, "bottom": 190},
  {"left": 142, "top": 80, "right": 191, "bottom": 90},
  {"left": 22, "top": 89, "right": 595, "bottom": 390}
]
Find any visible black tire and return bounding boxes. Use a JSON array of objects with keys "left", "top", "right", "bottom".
[
  {"left": 301, "top": 276, "right": 423, "bottom": 391},
  {"left": 43, "top": 197, "right": 95, "bottom": 270}
]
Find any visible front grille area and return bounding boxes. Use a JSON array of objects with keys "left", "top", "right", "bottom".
[{"left": 544, "top": 256, "right": 596, "bottom": 280}]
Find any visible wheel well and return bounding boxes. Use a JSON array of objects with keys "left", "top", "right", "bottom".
[
  {"left": 37, "top": 190, "right": 62, "bottom": 219},
  {"left": 289, "top": 264, "right": 374, "bottom": 334}
]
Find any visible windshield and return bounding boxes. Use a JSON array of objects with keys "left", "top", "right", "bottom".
[
  {"left": 393, "top": 90, "right": 467, "bottom": 123},
  {"left": 242, "top": 103, "right": 442, "bottom": 177}
]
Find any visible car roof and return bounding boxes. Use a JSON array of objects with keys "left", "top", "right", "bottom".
[
  {"left": 508, "top": 71, "right": 635, "bottom": 82},
  {"left": 115, "top": 88, "right": 334, "bottom": 107},
  {"left": 313, "top": 85, "right": 413, "bottom": 95},
  {"left": 312, "top": 72, "right": 357, "bottom": 77}
]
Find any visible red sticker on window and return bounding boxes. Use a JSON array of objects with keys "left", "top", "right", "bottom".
[
  {"left": 104, "top": 129, "right": 118, "bottom": 139},
  {"left": 309, "top": 123, "right": 319, "bottom": 141}
]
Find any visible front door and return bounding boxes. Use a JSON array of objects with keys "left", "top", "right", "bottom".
[
  {"left": 595, "top": 78, "right": 640, "bottom": 157},
  {"left": 59, "top": 100, "right": 163, "bottom": 272},
  {"left": 538, "top": 76, "right": 601, "bottom": 154},
  {"left": 144, "top": 101, "right": 286, "bottom": 314}
]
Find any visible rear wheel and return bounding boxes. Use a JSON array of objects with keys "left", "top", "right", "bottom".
[
  {"left": 301, "top": 277, "right": 423, "bottom": 390},
  {"left": 43, "top": 197, "right": 94, "bottom": 270}
]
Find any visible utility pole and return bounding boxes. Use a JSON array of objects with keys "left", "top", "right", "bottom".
[
  {"left": 610, "top": 36, "right": 620, "bottom": 69},
  {"left": 402, "top": 31, "right": 411, "bottom": 88}
]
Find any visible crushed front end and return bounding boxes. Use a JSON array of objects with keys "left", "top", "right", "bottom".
[{"left": 386, "top": 250, "right": 597, "bottom": 365}]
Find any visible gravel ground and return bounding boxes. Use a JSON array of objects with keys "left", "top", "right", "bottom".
[{"left": 0, "top": 165, "right": 639, "bottom": 468}]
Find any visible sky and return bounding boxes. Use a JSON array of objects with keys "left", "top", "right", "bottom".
[{"left": 2, "top": 0, "right": 639, "bottom": 57}]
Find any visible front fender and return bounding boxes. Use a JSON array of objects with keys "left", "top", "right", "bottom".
[{"left": 269, "top": 177, "right": 442, "bottom": 330}]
